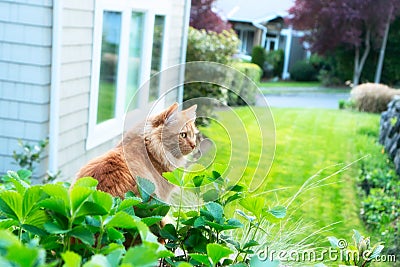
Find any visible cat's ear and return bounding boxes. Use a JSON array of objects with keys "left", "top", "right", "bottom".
[
  {"left": 152, "top": 102, "right": 179, "bottom": 127},
  {"left": 182, "top": 104, "right": 197, "bottom": 121}
]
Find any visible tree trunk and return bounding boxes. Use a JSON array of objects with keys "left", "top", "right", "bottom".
[
  {"left": 353, "top": 29, "right": 371, "bottom": 86},
  {"left": 375, "top": 7, "right": 393, "bottom": 84}
]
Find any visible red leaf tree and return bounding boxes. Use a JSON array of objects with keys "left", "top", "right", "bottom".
[
  {"left": 190, "top": 0, "right": 231, "bottom": 33},
  {"left": 288, "top": 0, "right": 400, "bottom": 85}
]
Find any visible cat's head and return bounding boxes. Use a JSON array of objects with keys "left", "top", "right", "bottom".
[{"left": 145, "top": 103, "right": 198, "bottom": 167}]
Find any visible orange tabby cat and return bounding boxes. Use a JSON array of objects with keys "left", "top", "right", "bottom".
[{"left": 75, "top": 103, "right": 198, "bottom": 202}]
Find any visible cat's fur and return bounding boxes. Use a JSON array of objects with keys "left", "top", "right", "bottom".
[{"left": 75, "top": 103, "right": 198, "bottom": 201}]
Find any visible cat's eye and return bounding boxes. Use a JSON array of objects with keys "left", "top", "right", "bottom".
[{"left": 180, "top": 132, "right": 187, "bottom": 138}]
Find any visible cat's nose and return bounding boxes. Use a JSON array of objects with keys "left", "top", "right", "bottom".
[{"left": 190, "top": 143, "right": 196, "bottom": 149}]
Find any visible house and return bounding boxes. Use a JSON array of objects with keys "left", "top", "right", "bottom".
[
  {"left": 0, "top": 0, "right": 191, "bottom": 181},
  {"left": 215, "top": 0, "right": 309, "bottom": 79}
]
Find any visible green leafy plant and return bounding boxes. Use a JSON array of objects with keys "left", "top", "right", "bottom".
[
  {"left": 184, "top": 27, "right": 239, "bottom": 126},
  {"left": 227, "top": 62, "right": 262, "bottom": 106},
  {"left": 328, "top": 229, "right": 384, "bottom": 267},
  {"left": 290, "top": 60, "right": 318, "bottom": 81},
  {"left": 12, "top": 138, "right": 48, "bottom": 172},
  {"left": 0, "top": 171, "right": 173, "bottom": 266},
  {"left": 11, "top": 138, "right": 61, "bottom": 183}
]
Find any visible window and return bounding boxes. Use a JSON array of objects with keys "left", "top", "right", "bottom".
[
  {"left": 87, "top": 0, "right": 170, "bottom": 149},
  {"left": 97, "top": 11, "right": 121, "bottom": 124},
  {"left": 149, "top": 15, "right": 166, "bottom": 101}
]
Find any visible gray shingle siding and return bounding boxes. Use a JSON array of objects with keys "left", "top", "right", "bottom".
[{"left": 0, "top": 0, "right": 52, "bottom": 179}]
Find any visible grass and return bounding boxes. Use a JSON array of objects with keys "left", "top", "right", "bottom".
[
  {"left": 200, "top": 107, "right": 383, "bottom": 247},
  {"left": 259, "top": 81, "right": 322, "bottom": 88},
  {"left": 258, "top": 80, "right": 351, "bottom": 95}
]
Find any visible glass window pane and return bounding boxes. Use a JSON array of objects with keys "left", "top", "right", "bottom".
[
  {"left": 149, "top": 15, "right": 165, "bottom": 101},
  {"left": 126, "top": 12, "right": 144, "bottom": 110},
  {"left": 97, "top": 11, "right": 121, "bottom": 124}
]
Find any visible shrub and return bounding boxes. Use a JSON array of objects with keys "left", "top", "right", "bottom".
[
  {"left": 184, "top": 27, "right": 239, "bottom": 125},
  {"left": 357, "top": 154, "right": 400, "bottom": 257},
  {"left": 350, "top": 83, "right": 400, "bottom": 113},
  {"left": 290, "top": 60, "right": 318, "bottom": 81},
  {"left": 227, "top": 62, "right": 262, "bottom": 106},
  {"left": 265, "top": 49, "right": 284, "bottom": 77},
  {"left": 250, "top": 46, "right": 266, "bottom": 71}
]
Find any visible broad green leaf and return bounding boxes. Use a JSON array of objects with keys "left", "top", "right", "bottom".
[
  {"left": 141, "top": 216, "right": 162, "bottom": 226},
  {"left": 0, "top": 219, "right": 17, "bottom": 229},
  {"left": 75, "top": 201, "right": 109, "bottom": 219},
  {"left": 69, "top": 225, "right": 95, "bottom": 246},
  {"left": 91, "top": 190, "right": 113, "bottom": 213},
  {"left": 162, "top": 170, "right": 183, "bottom": 186},
  {"left": 44, "top": 222, "right": 69, "bottom": 234},
  {"left": 352, "top": 229, "right": 362, "bottom": 245},
  {"left": 265, "top": 206, "right": 286, "bottom": 219},
  {"left": 0, "top": 191, "right": 23, "bottom": 221},
  {"left": 23, "top": 209, "right": 48, "bottom": 227},
  {"left": 243, "top": 240, "right": 259, "bottom": 249},
  {"left": 239, "top": 197, "right": 265, "bottom": 219},
  {"left": 194, "top": 216, "right": 206, "bottom": 228},
  {"left": 103, "top": 243, "right": 125, "bottom": 267},
  {"left": 107, "top": 227, "right": 124, "bottom": 241},
  {"left": 205, "top": 202, "right": 224, "bottom": 222},
  {"left": 6, "top": 243, "right": 40, "bottom": 267},
  {"left": 117, "top": 197, "right": 142, "bottom": 212},
  {"left": 207, "top": 243, "right": 233, "bottom": 266},
  {"left": 70, "top": 186, "right": 94, "bottom": 213},
  {"left": 327, "top": 236, "right": 340, "bottom": 248},
  {"left": 62, "top": 251, "right": 81, "bottom": 267},
  {"left": 106, "top": 212, "right": 138, "bottom": 229},
  {"left": 192, "top": 175, "right": 205, "bottom": 187},
  {"left": 369, "top": 244, "right": 384, "bottom": 260},
  {"left": 42, "top": 184, "right": 69, "bottom": 207},
  {"left": 123, "top": 244, "right": 159, "bottom": 267},
  {"left": 39, "top": 197, "right": 68, "bottom": 217},
  {"left": 21, "top": 224, "right": 47, "bottom": 236},
  {"left": 22, "top": 186, "right": 46, "bottom": 218},
  {"left": 17, "top": 169, "right": 32, "bottom": 181},
  {"left": 137, "top": 177, "right": 155, "bottom": 202},
  {"left": 83, "top": 254, "right": 110, "bottom": 267},
  {"left": 189, "top": 253, "right": 210, "bottom": 266},
  {"left": 225, "top": 193, "right": 242, "bottom": 205},
  {"left": 159, "top": 224, "right": 178, "bottom": 241},
  {"left": 74, "top": 177, "right": 98, "bottom": 189}
]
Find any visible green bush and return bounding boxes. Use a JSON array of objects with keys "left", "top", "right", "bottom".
[
  {"left": 289, "top": 60, "right": 318, "bottom": 81},
  {"left": 265, "top": 49, "right": 284, "bottom": 77},
  {"left": 250, "top": 46, "right": 266, "bottom": 71},
  {"left": 184, "top": 27, "right": 239, "bottom": 125},
  {"left": 358, "top": 153, "right": 400, "bottom": 257},
  {"left": 227, "top": 62, "right": 262, "bottom": 106}
]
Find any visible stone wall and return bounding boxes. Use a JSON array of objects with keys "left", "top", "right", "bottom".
[{"left": 379, "top": 97, "right": 400, "bottom": 174}]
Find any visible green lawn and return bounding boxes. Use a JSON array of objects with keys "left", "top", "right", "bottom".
[
  {"left": 259, "top": 81, "right": 322, "bottom": 88},
  {"left": 200, "top": 107, "right": 382, "bottom": 245}
]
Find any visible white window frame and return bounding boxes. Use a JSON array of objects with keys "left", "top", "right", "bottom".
[{"left": 87, "top": 0, "right": 170, "bottom": 149}]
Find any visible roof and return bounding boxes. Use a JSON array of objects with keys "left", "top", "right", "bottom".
[{"left": 214, "top": 0, "right": 295, "bottom": 23}]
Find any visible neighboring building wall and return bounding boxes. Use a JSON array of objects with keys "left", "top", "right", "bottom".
[
  {"left": 56, "top": 0, "right": 113, "bottom": 181},
  {"left": 0, "top": 0, "right": 52, "bottom": 179},
  {"left": 57, "top": 0, "right": 188, "bottom": 180}
]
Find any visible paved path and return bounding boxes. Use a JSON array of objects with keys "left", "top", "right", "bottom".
[{"left": 256, "top": 87, "right": 350, "bottom": 109}]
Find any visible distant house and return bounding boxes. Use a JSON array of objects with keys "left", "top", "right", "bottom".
[
  {"left": 0, "top": 0, "right": 191, "bottom": 181},
  {"left": 215, "top": 0, "right": 309, "bottom": 79}
]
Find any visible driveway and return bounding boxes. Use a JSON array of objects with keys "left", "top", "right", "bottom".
[{"left": 256, "top": 87, "right": 350, "bottom": 109}]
